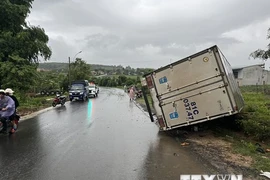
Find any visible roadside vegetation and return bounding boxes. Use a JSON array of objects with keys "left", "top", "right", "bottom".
[
  {"left": 90, "top": 75, "right": 143, "bottom": 88},
  {"left": 229, "top": 86, "right": 270, "bottom": 171},
  {"left": 17, "top": 95, "right": 53, "bottom": 116},
  {"left": 134, "top": 85, "right": 270, "bottom": 171}
]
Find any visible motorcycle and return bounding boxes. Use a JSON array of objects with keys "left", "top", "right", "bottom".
[
  {"left": 135, "top": 90, "right": 142, "bottom": 98},
  {"left": 0, "top": 113, "right": 20, "bottom": 134},
  {"left": 52, "top": 94, "right": 66, "bottom": 107}
]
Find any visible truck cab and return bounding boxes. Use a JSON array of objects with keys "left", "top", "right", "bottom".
[{"left": 69, "top": 80, "right": 89, "bottom": 101}]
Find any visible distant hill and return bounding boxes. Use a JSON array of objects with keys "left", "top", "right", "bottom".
[
  {"left": 38, "top": 62, "right": 68, "bottom": 71},
  {"left": 38, "top": 62, "right": 154, "bottom": 77},
  {"left": 38, "top": 62, "right": 125, "bottom": 71}
]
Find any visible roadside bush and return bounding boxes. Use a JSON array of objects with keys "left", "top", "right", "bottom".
[
  {"left": 237, "top": 92, "right": 270, "bottom": 141},
  {"left": 16, "top": 94, "right": 53, "bottom": 114}
]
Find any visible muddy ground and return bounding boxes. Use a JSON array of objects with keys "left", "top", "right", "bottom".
[{"left": 135, "top": 100, "right": 269, "bottom": 180}]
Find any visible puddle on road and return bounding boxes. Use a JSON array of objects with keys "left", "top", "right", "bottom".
[{"left": 136, "top": 131, "right": 216, "bottom": 180}]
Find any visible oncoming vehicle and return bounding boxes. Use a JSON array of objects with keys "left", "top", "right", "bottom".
[
  {"left": 88, "top": 83, "right": 99, "bottom": 98},
  {"left": 69, "top": 80, "right": 89, "bottom": 101}
]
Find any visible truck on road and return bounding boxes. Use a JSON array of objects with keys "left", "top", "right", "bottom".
[
  {"left": 141, "top": 45, "right": 244, "bottom": 131},
  {"left": 69, "top": 80, "right": 89, "bottom": 101},
  {"left": 88, "top": 82, "right": 99, "bottom": 98}
]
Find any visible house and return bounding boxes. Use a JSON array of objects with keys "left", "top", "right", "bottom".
[
  {"left": 37, "top": 68, "right": 50, "bottom": 72},
  {"left": 232, "top": 63, "right": 270, "bottom": 86},
  {"left": 91, "top": 71, "right": 97, "bottom": 76},
  {"left": 97, "top": 70, "right": 105, "bottom": 75}
]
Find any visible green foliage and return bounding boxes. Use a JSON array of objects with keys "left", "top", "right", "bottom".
[
  {"left": 93, "top": 75, "right": 141, "bottom": 87},
  {"left": 231, "top": 139, "right": 270, "bottom": 171},
  {"left": 0, "top": 0, "right": 33, "bottom": 32},
  {"left": 237, "top": 91, "right": 270, "bottom": 141},
  {"left": 38, "top": 62, "right": 68, "bottom": 72},
  {"left": 117, "top": 75, "right": 127, "bottom": 85},
  {"left": 232, "top": 140, "right": 257, "bottom": 156},
  {"left": 38, "top": 62, "right": 154, "bottom": 76},
  {"left": 18, "top": 95, "right": 53, "bottom": 113},
  {"left": 250, "top": 28, "right": 270, "bottom": 60},
  {"left": 69, "top": 58, "right": 91, "bottom": 81},
  {"left": 0, "top": 0, "right": 51, "bottom": 91},
  {"left": 0, "top": 0, "right": 51, "bottom": 63},
  {"left": 0, "top": 55, "right": 37, "bottom": 91},
  {"left": 34, "top": 71, "right": 66, "bottom": 92}
]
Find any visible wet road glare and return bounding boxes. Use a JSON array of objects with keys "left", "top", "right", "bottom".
[{"left": 0, "top": 88, "right": 213, "bottom": 180}]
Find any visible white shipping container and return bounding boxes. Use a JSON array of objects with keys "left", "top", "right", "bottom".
[{"left": 142, "top": 45, "right": 244, "bottom": 131}]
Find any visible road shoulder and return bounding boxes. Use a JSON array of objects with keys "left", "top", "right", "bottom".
[{"left": 134, "top": 98, "right": 269, "bottom": 180}]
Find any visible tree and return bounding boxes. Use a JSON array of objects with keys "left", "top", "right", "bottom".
[
  {"left": 116, "top": 69, "right": 122, "bottom": 75},
  {"left": 68, "top": 58, "right": 92, "bottom": 83},
  {"left": 0, "top": 0, "right": 52, "bottom": 91},
  {"left": 35, "top": 71, "right": 65, "bottom": 93},
  {"left": 126, "top": 78, "right": 135, "bottom": 86},
  {"left": 250, "top": 28, "right": 270, "bottom": 60},
  {"left": 0, "top": 55, "right": 37, "bottom": 91},
  {"left": 117, "top": 75, "right": 127, "bottom": 86}
]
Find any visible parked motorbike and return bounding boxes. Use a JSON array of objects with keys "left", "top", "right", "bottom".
[{"left": 52, "top": 94, "right": 66, "bottom": 107}]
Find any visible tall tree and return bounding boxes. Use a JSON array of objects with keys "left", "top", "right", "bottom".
[
  {"left": 61, "top": 58, "right": 92, "bottom": 91},
  {"left": 0, "top": 55, "right": 37, "bottom": 91},
  {"left": 250, "top": 28, "right": 270, "bottom": 60},
  {"left": 70, "top": 58, "right": 92, "bottom": 81},
  {"left": 0, "top": 0, "right": 52, "bottom": 91}
]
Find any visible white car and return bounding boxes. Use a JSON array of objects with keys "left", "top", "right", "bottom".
[{"left": 88, "top": 84, "right": 98, "bottom": 98}]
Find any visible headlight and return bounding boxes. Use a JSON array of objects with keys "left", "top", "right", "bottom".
[
  {"left": 69, "top": 93, "right": 72, "bottom": 95},
  {"left": 80, "top": 92, "right": 83, "bottom": 95}
]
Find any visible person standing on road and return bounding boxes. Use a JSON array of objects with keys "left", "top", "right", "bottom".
[
  {"left": 129, "top": 86, "right": 135, "bottom": 101},
  {"left": 0, "top": 89, "right": 15, "bottom": 134}
]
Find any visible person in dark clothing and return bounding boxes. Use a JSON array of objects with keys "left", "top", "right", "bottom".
[
  {"left": 5, "top": 88, "right": 19, "bottom": 110},
  {"left": 5, "top": 88, "right": 20, "bottom": 133},
  {"left": 0, "top": 89, "right": 15, "bottom": 134}
]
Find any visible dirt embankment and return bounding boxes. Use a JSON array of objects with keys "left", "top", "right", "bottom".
[
  {"left": 135, "top": 100, "right": 269, "bottom": 180},
  {"left": 186, "top": 133, "right": 256, "bottom": 179}
]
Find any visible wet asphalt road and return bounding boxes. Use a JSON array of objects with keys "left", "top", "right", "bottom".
[{"left": 0, "top": 88, "right": 212, "bottom": 180}]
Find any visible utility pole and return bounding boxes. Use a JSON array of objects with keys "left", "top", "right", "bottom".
[
  {"left": 68, "top": 56, "right": 71, "bottom": 87},
  {"left": 68, "top": 51, "right": 82, "bottom": 88}
]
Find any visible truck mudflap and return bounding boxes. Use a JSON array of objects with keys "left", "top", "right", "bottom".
[{"left": 141, "top": 86, "right": 154, "bottom": 122}]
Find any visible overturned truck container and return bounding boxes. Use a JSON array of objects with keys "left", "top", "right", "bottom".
[{"left": 141, "top": 45, "right": 244, "bottom": 131}]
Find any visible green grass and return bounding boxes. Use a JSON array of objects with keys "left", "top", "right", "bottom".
[
  {"left": 239, "top": 92, "right": 270, "bottom": 141},
  {"left": 17, "top": 95, "right": 55, "bottom": 114},
  {"left": 135, "top": 94, "right": 155, "bottom": 113},
  {"left": 227, "top": 136, "right": 270, "bottom": 171},
  {"left": 211, "top": 86, "right": 270, "bottom": 171},
  {"left": 116, "top": 86, "right": 124, "bottom": 89},
  {"left": 240, "top": 85, "right": 270, "bottom": 94},
  {"left": 211, "top": 127, "right": 270, "bottom": 171},
  {"left": 135, "top": 97, "right": 146, "bottom": 105}
]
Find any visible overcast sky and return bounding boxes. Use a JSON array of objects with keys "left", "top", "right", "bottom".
[{"left": 27, "top": 0, "right": 270, "bottom": 69}]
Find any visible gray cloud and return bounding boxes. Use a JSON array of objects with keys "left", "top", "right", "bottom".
[{"left": 28, "top": 0, "right": 270, "bottom": 68}]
